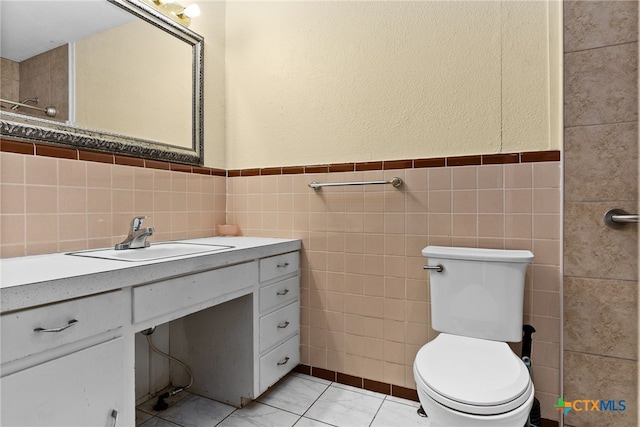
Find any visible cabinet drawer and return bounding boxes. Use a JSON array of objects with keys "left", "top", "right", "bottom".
[
  {"left": 259, "top": 252, "right": 299, "bottom": 283},
  {"left": 259, "top": 276, "right": 299, "bottom": 313},
  {"left": 259, "top": 334, "right": 300, "bottom": 393},
  {"left": 1, "top": 290, "right": 123, "bottom": 365},
  {"left": 259, "top": 302, "right": 299, "bottom": 352},
  {"left": 133, "top": 261, "right": 257, "bottom": 324}
]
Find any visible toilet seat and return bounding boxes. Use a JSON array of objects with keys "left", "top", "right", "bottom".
[{"left": 414, "top": 333, "right": 532, "bottom": 415}]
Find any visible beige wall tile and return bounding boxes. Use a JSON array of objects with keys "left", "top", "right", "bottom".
[
  {"left": 1, "top": 184, "right": 24, "bottom": 214},
  {"left": 564, "top": 351, "right": 637, "bottom": 427},
  {"left": 564, "top": 202, "right": 638, "bottom": 281},
  {"left": 26, "top": 186, "right": 57, "bottom": 214},
  {"left": 505, "top": 163, "right": 532, "bottom": 188},
  {"left": 58, "top": 187, "right": 86, "bottom": 214},
  {"left": 564, "top": 1, "right": 639, "bottom": 52},
  {"left": 1, "top": 153, "right": 25, "bottom": 184},
  {"left": 1, "top": 215, "right": 25, "bottom": 246},
  {"left": 25, "top": 156, "right": 57, "bottom": 186},
  {"left": 565, "top": 43, "right": 638, "bottom": 127},
  {"left": 565, "top": 122, "right": 638, "bottom": 202},
  {"left": 58, "top": 159, "right": 86, "bottom": 187},
  {"left": 87, "top": 163, "right": 112, "bottom": 189},
  {"left": 564, "top": 277, "right": 637, "bottom": 360},
  {"left": 452, "top": 166, "right": 477, "bottom": 189}
]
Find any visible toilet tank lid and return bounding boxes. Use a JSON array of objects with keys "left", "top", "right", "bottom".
[{"left": 422, "top": 246, "right": 534, "bottom": 263}]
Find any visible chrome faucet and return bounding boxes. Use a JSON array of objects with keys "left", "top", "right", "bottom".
[{"left": 115, "top": 216, "right": 154, "bottom": 250}]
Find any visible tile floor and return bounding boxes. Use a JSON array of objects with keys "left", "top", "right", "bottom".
[{"left": 136, "top": 372, "right": 430, "bottom": 427}]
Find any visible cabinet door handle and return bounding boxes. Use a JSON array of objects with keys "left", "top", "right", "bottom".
[
  {"left": 276, "top": 289, "right": 290, "bottom": 296},
  {"left": 277, "top": 262, "right": 290, "bottom": 268},
  {"left": 277, "top": 356, "right": 290, "bottom": 366},
  {"left": 34, "top": 319, "right": 78, "bottom": 333},
  {"left": 277, "top": 321, "right": 290, "bottom": 329},
  {"left": 111, "top": 409, "right": 118, "bottom": 427}
]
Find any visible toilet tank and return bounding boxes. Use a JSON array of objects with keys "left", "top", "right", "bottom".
[{"left": 423, "top": 246, "right": 533, "bottom": 342}]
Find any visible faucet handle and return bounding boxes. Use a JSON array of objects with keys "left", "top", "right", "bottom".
[{"left": 131, "top": 216, "right": 150, "bottom": 232}]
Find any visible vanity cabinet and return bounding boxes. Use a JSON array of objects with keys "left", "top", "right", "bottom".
[
  {"left": 0, "top": 290, "right": 125, "bottom": 427},
  {"left": 257, "top": 251, "right": 300, "bottom": 394},
  {"left": 0, "top": 237, "right": 301, "bottom": 425}
]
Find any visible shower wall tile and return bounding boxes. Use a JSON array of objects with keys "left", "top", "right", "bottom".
[
  {"left": 564, "top": 276, "right": 638, "bottom": 360},
  {"left": 564, "top": 42, "right": 638, "bottom": 127},
  {"left": 564, "top": 351, "right": 637, "bottom": 427},
  {"left": 564, "top": 1, "right": 639, "bottom": 52},
  {"left": 564, "top": 122, "right": 638, "bottom": 202},
  {"left": 563, "top": 4, "right": 638, "bottom": 427},
  {"left": 564, "top": 201, "right": 638, "bottom": 281}
]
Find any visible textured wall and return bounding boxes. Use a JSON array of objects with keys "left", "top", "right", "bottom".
[
  {"left": 563, "top": 2, "right": 638, "bottom": 426},
  {"left": 225, "top": 1, "right": 561, "bottom": 170}
]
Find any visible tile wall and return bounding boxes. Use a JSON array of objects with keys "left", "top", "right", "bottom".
[
  {"left": 563, "top": 2, "right": 638, "bottom": 427},
  {"left": 0, "top": 141, "right": 227, "bottom": 258},
  {"left": 227, "top": 154, "right": 562, "bottom": 422}
]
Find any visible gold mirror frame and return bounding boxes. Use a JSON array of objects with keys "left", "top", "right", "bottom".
[{"left": 0, "top": 0, "right": 204, "bottom": 165}]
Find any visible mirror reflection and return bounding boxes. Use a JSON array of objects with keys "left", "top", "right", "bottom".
[{"left": 0, "top": 0, "right": 204, "bottom": 165}]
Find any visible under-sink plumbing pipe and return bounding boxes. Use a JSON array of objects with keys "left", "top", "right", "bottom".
[{"left": 142, "top": 327, "right": 194, "bottom": 411}]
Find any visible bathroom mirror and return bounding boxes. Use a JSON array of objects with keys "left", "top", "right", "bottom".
[{"left": 0, "top": 0, "right": 204, "bottom": 165}]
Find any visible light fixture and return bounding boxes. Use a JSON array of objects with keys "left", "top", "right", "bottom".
[{"left": 142, "top": 0, "right": 200, "bottom": 27}]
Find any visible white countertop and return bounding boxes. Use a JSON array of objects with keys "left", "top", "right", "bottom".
[{"left": 0, "top": 237, "right": 301, "bottom": 313}]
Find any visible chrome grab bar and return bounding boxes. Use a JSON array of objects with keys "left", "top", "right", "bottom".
[
  {"left": 309, "top": 177, "right": 403, "bottom": 191},
  {"left": 604, "top": 209, "right": 639, "bottom": 229}
]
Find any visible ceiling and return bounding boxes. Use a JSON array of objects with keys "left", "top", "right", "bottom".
[{"left": 1, "top": 0, "right": 135, "bottom": 62}]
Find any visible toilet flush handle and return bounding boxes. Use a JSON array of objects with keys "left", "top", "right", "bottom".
[{"left": 423, "top": 264, "right": 444, "bottom": 273}]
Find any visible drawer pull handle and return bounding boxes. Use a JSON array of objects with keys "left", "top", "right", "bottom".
[
  {"left": 277, "top": 356, "right": 290, "bottom": 366},
  {"left": 276, "top": 289, "right": 290, "bottom": 296},
  {"left": 277, "top": 321, "right": 290, "bottom": 329},
  {"left": 34, "top": 319, "right": 78, "bottom": 333},
  {"left": 277, "top": 262, "right": 290, "bottom": 268}
]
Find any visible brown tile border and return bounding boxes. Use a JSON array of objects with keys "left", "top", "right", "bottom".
[
  {"left": 36, "top": 144, "right": 77, "bottom": 160},
  {"left": 115, "top": 155, "right": 145, "bottom": 167},
  {"left": 0, "top": 139, "right": 34, "bottom": 155},
  {"left": 0, "top": 138, "right": 225, "bottom": 177},
  {"left": 356, "top": 161, "right": 383, "bottom": 171},
  {"left": 482, "top": 153, "right": 520, "bottom": 164},
  {"left": 79, "top": 150, "right": 114, "bottom": 164},
  {"left": 447, "top": 154, "right": 482, "bottom": 167},
  {"left": 170, "top": 163, "right": 192, "bottom": 173},
  {"left": 414, "top": 157, "right": 446, "bottom": 168},
  {"left": 225, "top": 150, "right": 559, "bottom": 176},
  {"left": 363, "top": 378, "right": 391, "bottom": 395},
  {"left": 261, "top": 167, "right": 282, "bottom": 176},
  {"left": 310, "top": 366, "right": 335, "bottom": 382},
  {"left": 296, "top": 364, "right": 559, "bottom": 426},
  {"left": 0, "top": 139, "right": 559, "bottom": 179},
  {"left": 384, "top": 159, "right": 413, "bottom": 170},
  {"left": 521, "top": 150, "right": 561, "bottom": 162}
]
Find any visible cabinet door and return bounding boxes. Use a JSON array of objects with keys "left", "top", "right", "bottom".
[{"left": 1, "top": 338, "right": 124, "bottom": 427}]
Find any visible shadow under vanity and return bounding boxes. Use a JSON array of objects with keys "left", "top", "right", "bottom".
[{"left": 0, "top": 236, "right": 301, "bottom": 427}]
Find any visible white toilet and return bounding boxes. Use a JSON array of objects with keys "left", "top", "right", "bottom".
[{"left": 413, "top": 246, "right": 535, "bottom": 427}]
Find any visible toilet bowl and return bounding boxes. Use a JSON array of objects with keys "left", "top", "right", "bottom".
[
  {"left": 414, "top": 246, "right": 535, "bottom": 426},
  {"left": 413, "top": 334, "right": 534, "bottom": 426}
]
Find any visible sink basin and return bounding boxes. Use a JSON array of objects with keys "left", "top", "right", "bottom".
[{"left": 67, "top": 242, "right": 234, "bottom": 262}]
